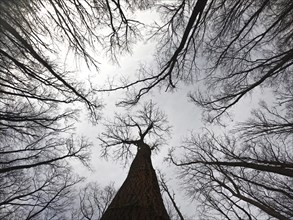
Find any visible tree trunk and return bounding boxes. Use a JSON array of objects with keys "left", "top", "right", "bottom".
[{"left": 101, "top": 142, "right": 170, "bottom": 220}]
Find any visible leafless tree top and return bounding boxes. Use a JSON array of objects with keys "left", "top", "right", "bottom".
[{"left": 99, "top": 101, "right": 171, "bottom": 162}]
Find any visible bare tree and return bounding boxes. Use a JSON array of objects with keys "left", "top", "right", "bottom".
[
  {"left": 93, "top": 2, "right": 293, "bottom": 217},
  {"left": 188, "top": 0, "right": 293, "bottom": 122},
  {"left": 99, "top": 0, "right": 209, "bottom": 105},
  {"left": 150, "top": 2, "right": 293, "bottom": 218},
  {"left": 0, "top": 1, "right": 141, "bottom": 218},
  {"left": 96, "top": 0, "right": 293, "bottom": 126},
  {"left": 169, "top": 128, "right": 293, "bottom": 220},
  {"left": 71, "top": 182, "right": 116, "bottom": 220},
  {"left": 3, "top": 1, "right": 293, "bottom": 219},
  {"left": 158, "top": 171, "right": 186, "bottom": 220},
  {"left": 0, "top": 0, "right": 149, "bottom": 123},
  {"left": 99, "top": 101, "right": 171, "bottom": 219},
  {"left": 237, "top": 101, "right": 293, "bottom": 141},
  {"left": 0, "top": 132, "right": 92, "bottom": 220},
  {"left": 99, "top": 101, "right": 171, "bottom": 162}
]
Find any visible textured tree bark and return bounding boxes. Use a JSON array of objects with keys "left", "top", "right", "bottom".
[{"left": 101, "top": 141, "right": 170, "bottom": 220}]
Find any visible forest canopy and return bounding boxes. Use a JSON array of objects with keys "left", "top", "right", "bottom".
[{"left": 0, "top": 0, "right": 292, "bottom": 219}]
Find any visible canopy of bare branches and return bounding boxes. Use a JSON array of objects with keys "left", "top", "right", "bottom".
[{"left": 1, "top": 0, "right": 292, "bottom": 219}]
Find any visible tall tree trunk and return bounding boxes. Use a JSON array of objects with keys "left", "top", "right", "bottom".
[{"left": 101, "top": 142, "right": 170, "bottom": 220}]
